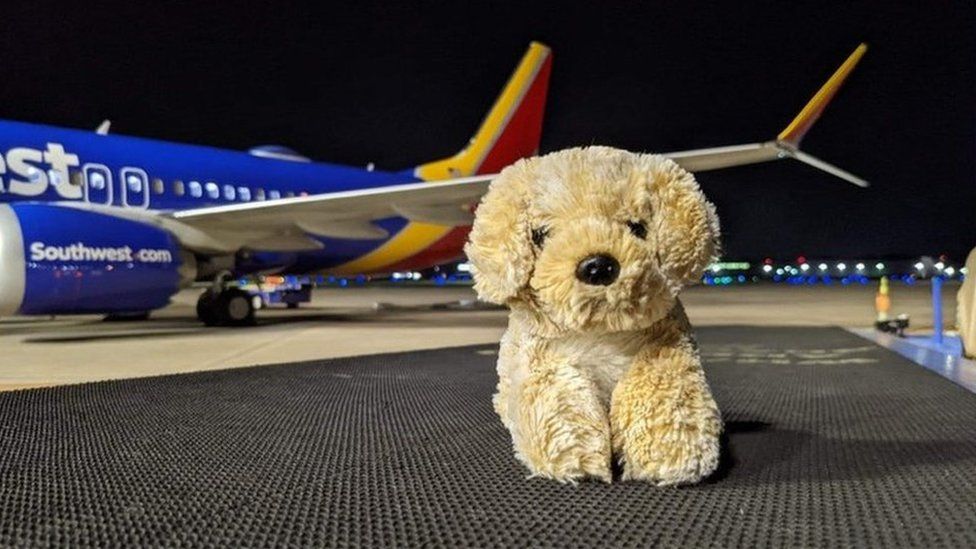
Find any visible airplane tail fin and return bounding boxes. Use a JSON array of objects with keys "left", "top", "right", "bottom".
[
  {"left": 414, "top": 42, "right": 552, "bottom": 181},
  {"left": 774, "top": 43, "right": 869, "bottom": 187}
]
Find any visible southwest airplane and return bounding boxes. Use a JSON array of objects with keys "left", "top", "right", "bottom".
[{"left": 0, "top": 42, "right": 867, "bottom": 326}]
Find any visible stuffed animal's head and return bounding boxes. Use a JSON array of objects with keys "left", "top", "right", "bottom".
[{"left": 465, "top": 146, "right": 720, "bottom": 333}]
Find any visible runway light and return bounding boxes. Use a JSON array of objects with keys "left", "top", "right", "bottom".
[
  {"left": 456, "top": 262, "right": 472, "bottom": 273},
  {"left": 875, "top": 262, "right": 885, "bottom": 270},
  {"left": 855, "top": 263, "right": 865, "bottom": 271},
  {"left": 762, "top": 265, "right": 773, "bottom": 273},
  {"left": 818, "top": 263, "right": 828, "bottom": 271},
  {"left": 837, "top": 263, "right": 847, "bottom": 272},
  {"left": 962, "top": 267, "right": 969, "bottom": 275},
  {"left": 935, "top": 261, "right": 945, "bottom": 270},
  {"left": 945, "top": 266, "right": 956, "bottom": 276},
  {"left": 914, "top": 262, "right": 925, "bottom": 271},
  {"left": 800, "top": 264, "right": 810, "bottom": 272},
  {"left": 775, "top": 268, "right": 784, "bottom": 276}
]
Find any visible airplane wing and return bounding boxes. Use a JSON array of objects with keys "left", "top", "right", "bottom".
[
  {"left": 168, "top": 43, "right": 868, "bottom": 254},
  {"left": 665, "top": 43, "right": 869, "bottom": 187},
  {"left": 169, "top": 175, "right": 493, "bottom": 252}
]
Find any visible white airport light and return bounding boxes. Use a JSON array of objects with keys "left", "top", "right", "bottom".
[
  {"left": 711, "top": 264, "right": 722, "bottom": 273},
  {"left": 962, "top": 267, "right": 969, "bottom": 275},
  {"left": 855, "top": 263, "right": 865, "bottom": 271},
  {"left": 775, "top": 268, "right": 784, "bottom": 276},
  {"left": 456, "top": 262, "right": 472, "bottom": 273},
  {"left": 762, "top": 265, "right": 773, "bottom": 273},
  {"left": 818, "top": 263, "right": 828, "bottom": 271},
  {"left": 875, "top": 262, "right": 885, "bottom": 270},
  {"left": 935, "top": 261, "right": 945, "bottom": 270},
  {"left": 837, "top": 263, "right": 846, "bottom": 271},
  {"left": 800, "top": 263, "right": 810, "bottom": 272},
  {"left": 914, "top": 262, "right": 925, "bottom": 271},
  {"left": 945, "top": 266, "right": 956, "bottom": 276}
]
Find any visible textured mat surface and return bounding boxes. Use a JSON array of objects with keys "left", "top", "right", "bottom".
[{"left": 1, "top": 327, "right": 975, "bottom": 547}]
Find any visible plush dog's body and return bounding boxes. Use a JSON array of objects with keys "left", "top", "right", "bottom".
[{"left": 466, "top": 147, "right": 722, "bottom": 485}]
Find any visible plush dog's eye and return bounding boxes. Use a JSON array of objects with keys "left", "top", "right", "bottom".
[
  {"left": 626, "top": 220, "right": 647, "bottom": 240},
  {"left": 531, "top": 227, "right": 549, "bottom": 248}
]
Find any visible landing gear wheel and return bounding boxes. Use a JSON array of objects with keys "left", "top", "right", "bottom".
[
  {"left": 197, "top": 289, "right": 256, "bottom": 327},
  {"left": 197, "top": 291, "right": 221, "bottom": 326},
  {"left": 217, "top": 289, "right": 256, "bottom": 326}
]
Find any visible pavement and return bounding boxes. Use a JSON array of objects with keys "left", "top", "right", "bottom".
[
  {"left": 3, "top": 326, "right": 974, "bottom": 547},
  {"left": 0, "top": 280, "right": 960, "bottom": 391}
]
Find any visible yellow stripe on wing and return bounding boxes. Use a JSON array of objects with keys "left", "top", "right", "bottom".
[
  {"left": 329, "top": 223, "right": 451, "bottom": 275},
  {"left": 778, "top": 43, "right": 867, "bottom": 146}
]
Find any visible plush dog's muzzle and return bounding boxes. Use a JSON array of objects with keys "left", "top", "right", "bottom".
[{"left": 575, "top": 254, "right": 620, "bottom": 286}]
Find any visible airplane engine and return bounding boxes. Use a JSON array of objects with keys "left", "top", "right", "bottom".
[{"left": 0, "top": 203, "right": 184, "bottom": 316}]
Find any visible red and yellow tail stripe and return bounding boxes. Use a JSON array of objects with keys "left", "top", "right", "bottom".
[
  {"left": 778, "top": 43, "right": 867, "bottom": 147},
  {"left": 332, "top": 42, "right": 552, "bottom": 275}
]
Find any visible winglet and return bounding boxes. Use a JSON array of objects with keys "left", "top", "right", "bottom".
[
  {"left": 777, "top": 43, "right": 867, "bottom": 147},
  {"left": 95, "top": 119, "right": 111, "bottom": 135}
]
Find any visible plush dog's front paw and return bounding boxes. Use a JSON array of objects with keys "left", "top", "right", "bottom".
[
  {"left": 514, "top": 413, "right": 612, "bottom": 483},
  {"left": 615, "top": 414, "right": 721, "bottom": 486}
]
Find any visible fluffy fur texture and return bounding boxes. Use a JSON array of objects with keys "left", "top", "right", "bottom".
[{"left": 466, "top": 146, "right": 723, "bottom": 485}]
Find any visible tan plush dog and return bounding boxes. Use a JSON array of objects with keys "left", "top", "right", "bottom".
[{"left": 465, "top": 146, "right": 723, "bottom": 485}]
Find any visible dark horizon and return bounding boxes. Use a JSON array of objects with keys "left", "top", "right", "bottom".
[{"left": 1, "top": 1, "right": 973, "bottom": 260}]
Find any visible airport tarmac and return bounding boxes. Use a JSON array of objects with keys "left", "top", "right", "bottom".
[{"left": 0, "top": 281, "right": 959, "bottom": 391}]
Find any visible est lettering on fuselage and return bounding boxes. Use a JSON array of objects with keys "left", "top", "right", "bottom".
[{"left": 0, "top": 143, "right": 81, "bottom": 199}]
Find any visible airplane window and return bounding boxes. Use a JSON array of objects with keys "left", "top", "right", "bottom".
[
  {"left": 189, "top": 181, "right": 203, "bottom": 198},
  {"left": 223, "top": 184, "right": 236, "bottom": 201},
  {"left": 238, "top": 187, "right": 251, "bottom": 201},
  {"left": 173, "top": 180, "right": 185, "bottom": 196},
  {"left": 152, "top": 178, "right": 165, "bottom": 194},
  {"left": 127, "top": 174, "right": 143, "bottom": 193},
  {"left": 268, "top": 190, "right": 281, "bottom": 200},
  {"left": 255, "top": 188, "right": 266, "bottom": 201},
  {"left": 90, "top": 172, "right": 106, "bottom": 190},
  {"left": 69, "top": 171, "right": 83, "bottom": 186},
  {"left": 205, "top": 182, "right": 219, "bottom": 199}
]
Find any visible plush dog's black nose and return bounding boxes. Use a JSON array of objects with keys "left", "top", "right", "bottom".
[{"left": 575, "top": 254, "right": 620, "bottom": 286}]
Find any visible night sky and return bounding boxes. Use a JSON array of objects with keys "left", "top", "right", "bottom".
[{"left": 1, "top": 2, "right": 973, "bottom": 260}]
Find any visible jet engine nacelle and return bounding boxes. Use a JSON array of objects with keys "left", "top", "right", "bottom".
[{"left": 0, "top": 203, "right": 184, "bottom": 315}]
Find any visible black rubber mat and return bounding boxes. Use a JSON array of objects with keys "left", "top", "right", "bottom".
[{"left": 2, "top": 327, "right": 975, "bottom": 547}]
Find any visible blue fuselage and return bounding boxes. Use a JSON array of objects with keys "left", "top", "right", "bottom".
[{"left": 0, "top": 119, "right": 435, "bottom": 272}]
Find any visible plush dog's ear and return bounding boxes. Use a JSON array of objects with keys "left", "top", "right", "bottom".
[
  {"left": 464, "top": 162, "right": 535, "bottom": 304},
  {"left": 645, "top": 156, "right": 721, "bottom": 285}
]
